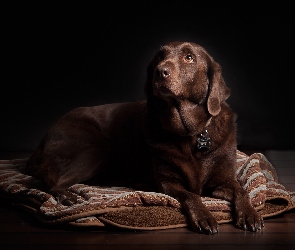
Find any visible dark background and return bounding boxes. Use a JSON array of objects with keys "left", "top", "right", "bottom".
[{"left": 2, "top": 0, "right": 294, "bottom": 152}]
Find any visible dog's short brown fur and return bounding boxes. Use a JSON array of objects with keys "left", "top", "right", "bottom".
[{"left": 26, "top": 41, "right": 263, "bottom": 234}]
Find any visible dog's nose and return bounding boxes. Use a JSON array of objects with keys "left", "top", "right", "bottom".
[
  {"left": 154, "top": 64, "right": 174, "bottom": 97},
  {"left": 161, "top": 68, "right": 170, "bottom": 78},
  {"left": 156, "top": 66, "right": 170, "bottom": 79}
]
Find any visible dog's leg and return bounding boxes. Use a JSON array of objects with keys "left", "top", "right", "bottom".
[
  {"left": 212, "top": 180, "right": 264, "bottom": 231},
  {"left": 50, "top": 148, "right": 109, "bottom": 205},
  {"left": 28, "top": 146, "right": 108, "bottom": 206},
  {"left": 159, "top": 182, "right": 219, "bottom": 234}
]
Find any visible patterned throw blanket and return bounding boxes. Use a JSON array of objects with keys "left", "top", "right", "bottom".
[{"left": 0, "top": 151, "right": 294, "bottom": 230}]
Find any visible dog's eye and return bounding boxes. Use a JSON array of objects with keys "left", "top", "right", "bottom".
[{"left": 184, "top": 54, "right": 194, "bottom": 63}]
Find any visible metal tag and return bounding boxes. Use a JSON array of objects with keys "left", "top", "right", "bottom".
[{"left": 197, "top": 129, "right": 211, "bottom": 150}]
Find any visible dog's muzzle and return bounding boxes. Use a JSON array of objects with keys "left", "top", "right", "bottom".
[{"left": 153, "top": 64, "right": 176, "bottom": 98}]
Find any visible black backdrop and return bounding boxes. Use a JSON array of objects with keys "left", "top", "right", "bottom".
[{"left": 2, "top": 0, "right": 294, "bottom": 152}]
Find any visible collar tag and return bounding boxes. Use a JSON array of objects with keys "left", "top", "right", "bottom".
[{"left": 197, "top": 129, "right": 211, "bottom": 150}]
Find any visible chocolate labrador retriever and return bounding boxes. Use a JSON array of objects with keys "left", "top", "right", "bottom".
[{"left": 26, "top": 41, "right": 263, "bottom": 234}]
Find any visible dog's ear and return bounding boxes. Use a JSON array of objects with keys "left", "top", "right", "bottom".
[
  {"left": 144, "top": 54, "right": 158, "bottom": 105},
  {"left": 144, "top": 64, "right": 153, "bottom": 100},
  {"left": 207, "top": 60, "right": 230, "bottom": 116}
]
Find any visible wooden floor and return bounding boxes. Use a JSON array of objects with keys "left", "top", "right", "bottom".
[{"left": 0, "top": 150, "right": 294, "bottom": 250}]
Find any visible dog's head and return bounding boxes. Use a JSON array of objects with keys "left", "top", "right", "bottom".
[{"left": 145, "top": 41, "right": 230, "bottom": 136}]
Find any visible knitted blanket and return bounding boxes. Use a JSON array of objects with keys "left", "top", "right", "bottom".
[{"left": 0, "top": 151, "right": 294, "bottom": 230}]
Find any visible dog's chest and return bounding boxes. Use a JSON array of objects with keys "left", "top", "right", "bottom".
[
  {"left": 178, "top": 140, "right": 214, "bottom": 192},
  {"left": 180, "top": 136, "right": 208, "bottom": 157},
  {"left": 152, "top": 136, "right": 213, "bottom": 186}
]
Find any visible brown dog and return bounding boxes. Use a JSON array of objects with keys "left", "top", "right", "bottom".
[{"left": 26, "top": 41, "right": 264, "bottom": 234}]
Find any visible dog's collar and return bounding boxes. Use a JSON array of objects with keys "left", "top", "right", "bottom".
[
  {"left": 204, "top": 117, "right": 212, "bottom": 128},
  {"left": 197, "top": 117, "right": 212, "bottom": 150}
]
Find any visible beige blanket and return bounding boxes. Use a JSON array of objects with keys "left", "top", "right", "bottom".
[{"left": 0, "top": 151, "right": 294, "bottom": 230}]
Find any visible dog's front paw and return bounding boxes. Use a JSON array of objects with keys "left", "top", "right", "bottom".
[
  {"left": 188, "top": 209, "right": 219, "bottom": 234},
  {"left": 235, "top": 206, "right": 264, "bottom": 231}
]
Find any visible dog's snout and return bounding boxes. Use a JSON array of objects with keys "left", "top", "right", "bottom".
[
  {"left": 153, "top": 61, "right": 177, "bottom": 97},
  {"left": 160, "top": 67, "right": 170, "bottom": 78},
  {"left": 156, "top": 65, "right": 171, "bottom": 79}
]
